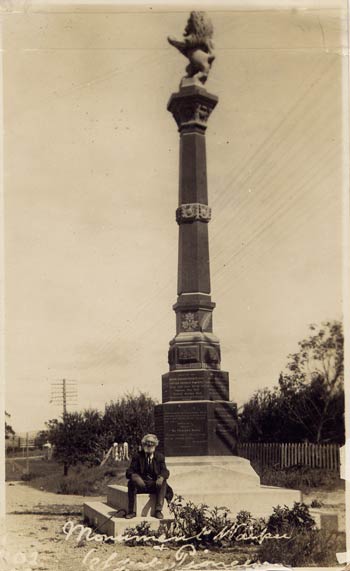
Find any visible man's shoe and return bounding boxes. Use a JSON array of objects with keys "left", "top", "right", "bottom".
[
  {"left": 154, "top": 511, "right": 164, "bottom": 519},
  {"left": 125, "top": 512, "right": 136, "bottom": 519}
]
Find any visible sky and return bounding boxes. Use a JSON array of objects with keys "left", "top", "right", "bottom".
[{"left": 2, "top": 2, "right": 347, "bottom": 433}]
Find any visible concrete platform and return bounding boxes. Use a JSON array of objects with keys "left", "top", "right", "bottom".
[
  {"left": 165, "top": 456, "right": 301, "bottom": 518},
  {"left": 83, "top": 456, "right": 302, "bottom": 532}
]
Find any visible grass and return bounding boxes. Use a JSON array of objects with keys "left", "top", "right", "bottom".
[
  {"left": 53, "top": 463, "right": 128, "bottom": 495},
  {"left": 6, "top": 455, "right": 343, "bottom": 497},
  {"left": 252, "top": 462, "right": 343, "bottom": 492},
  {"left": 6, "top": 456, "right": 129, "bottom": 496},
  {"left": 6, "top": 457, "right": 59, "bottom": 481}
]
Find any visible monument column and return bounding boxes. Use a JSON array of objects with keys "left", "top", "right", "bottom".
[{"left": 155, "top": 14, "right": 238, "bottom": 457}]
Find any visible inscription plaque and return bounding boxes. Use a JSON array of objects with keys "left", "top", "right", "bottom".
[
  {"left": 162, "top": 370, "right": 229, "bottom": 402},
  {"left": 155, "top": 401, "right": 238, "bottom": 456}
]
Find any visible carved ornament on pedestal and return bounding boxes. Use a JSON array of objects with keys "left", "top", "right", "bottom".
[
  {"left": 176, "top": 203, "right": 211, "bottom": 224},
  {"left": 177, "top": 346, "right": 199, "bottom": 364},
  {"left": 181, "top": 312, "right": 199, "bottom": 332}
]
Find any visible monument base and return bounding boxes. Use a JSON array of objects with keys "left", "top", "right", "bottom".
[
  {"left": 83, "top": 456, "right": 303, "bottom": 535},
  {"left": 166, "top": 456, "right": 301, "bottom": 518}
]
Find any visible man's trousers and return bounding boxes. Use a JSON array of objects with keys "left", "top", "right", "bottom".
[{"left": 127, "top": 475, "right": 167, "bottom": 513}]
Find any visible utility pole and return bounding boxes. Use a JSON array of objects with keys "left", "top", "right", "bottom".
[
  {"left": 50, "top": 379, "right": 78, "bottom": 416},
  {"left": 63, "top": 378, "right": 66, "bottom": 414},
  {"left": 26, "top": 432, "right": 29, "bottom": 474}
]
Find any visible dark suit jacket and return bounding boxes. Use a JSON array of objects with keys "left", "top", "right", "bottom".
[
  {"left": 126, "top": 450, "right": 173, "bottom": 502},
  {"left": 126, "top": 450, "right": 170, "bottom": 480}
]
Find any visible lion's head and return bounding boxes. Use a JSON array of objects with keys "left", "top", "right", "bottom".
[{"left": 184, "top": 11, "right": 214, "bottom": 44}]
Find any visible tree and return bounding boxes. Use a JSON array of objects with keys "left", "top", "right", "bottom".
[
  {"left": 238, "top": 386, "right": 302, "bottom": 443},
  {"left": 46, "top": 391, "right": 157, "bottom": 475},
  {"left": 103, "top": 392, "right": 156, "bottom": 454},
  {"left": 47, "top": 409, "right": 106, "bottom": 476},
  {"left": 278, "top": 321, "right": 344, "bottom": 443},
  {"left": 5, "top": 411, "right": 15, "bottom": 440},
  {"left": 239, "top": 321, "right": 344, "bottom": 444}
]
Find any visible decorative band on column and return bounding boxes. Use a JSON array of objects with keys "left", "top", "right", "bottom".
[{"left": 176, "top": 203, "right": 212, "bottom": 224}]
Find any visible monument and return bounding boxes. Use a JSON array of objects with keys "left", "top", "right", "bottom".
[
  {"left": 83, "top": 12, "right": 301, "bottom": 534},
  {"left": 154, "top": 12, "right": 238, "bottom": 459},
  {"left": 152, "top": 11, "right": 300, "bottom": 515}
]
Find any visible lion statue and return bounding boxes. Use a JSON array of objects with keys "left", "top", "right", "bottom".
[{"left": 168, "top": 12, "right": 215, "bottom": 85}]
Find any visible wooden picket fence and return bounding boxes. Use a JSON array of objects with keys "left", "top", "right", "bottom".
[{"left": 237, "top": 442, "right": 340, "bottom": 471}]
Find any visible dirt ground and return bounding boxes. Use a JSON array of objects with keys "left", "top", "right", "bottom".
[
  {"left": 2, "top": 481, "right": 346, "bottom": 571},
  {"left": 3, "top": 482, "right": 256, "bottom": 571}
]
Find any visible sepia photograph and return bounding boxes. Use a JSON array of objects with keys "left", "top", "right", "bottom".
[{"left": 1, "top": 1, "right": 349, "bottom": 569}]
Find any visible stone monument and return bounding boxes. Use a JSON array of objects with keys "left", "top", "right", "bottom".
[
  {"left": 154, "top": 12, "right": 238, "bottom": 459},
  {"left": 83, "top": 12, "right": 301, "bottom": 533}
]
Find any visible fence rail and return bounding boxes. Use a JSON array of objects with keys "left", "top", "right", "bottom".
[
  {"left": 237, "top": 442, "right": 340, "bottom": 471},
  {"left": 6, "top": 436, "right": 36, "bottom": 449}
]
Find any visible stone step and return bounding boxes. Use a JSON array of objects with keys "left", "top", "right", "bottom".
[
  {"left": 107, "top": 485, "right": 172, "bottom": 518},
  {"left": 83, "top": 501, "right": 172, "bottom": 538}
]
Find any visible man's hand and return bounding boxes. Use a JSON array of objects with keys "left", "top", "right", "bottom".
[{"left": 156, "top": 476, "right": 164, "bottom": 487}]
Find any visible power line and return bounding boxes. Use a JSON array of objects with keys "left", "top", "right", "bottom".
[{"left": 211, "top": 56, "right": 337, "bottom": 212}]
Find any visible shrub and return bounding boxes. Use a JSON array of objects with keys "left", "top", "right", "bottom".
[
  {"left": 259, "top": 503, "right": 345, "bottom": 567},
  {"left": 266, "top": 502, "right": 315, "bottom": 535},
  {"left": 167, "top": 498, "right": 316, "bottom": 549},
  {"left": 310, "top": 498, "right": 324, "bottom": 508},
  {"left": 257, "top": 529, "right": 345, "bottom": 567},
  {"left": 122, "top": 499, "right": 236, "bottom": 548},
  {"left": 168, "top": 496, "right": 210, "bottom": 543},
  {"left": 118, "top": 495, "right": 343, "bottom": 566},
  {"left": 21, "top": 472, "right": 33, "bottom": 481},
  {"left": 122, "top": 521, "right": 167, "bottom": 546}
]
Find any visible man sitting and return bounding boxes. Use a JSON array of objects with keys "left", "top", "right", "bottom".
[{"left": 125, "top": 433, "right": 173, "bottom": 519}]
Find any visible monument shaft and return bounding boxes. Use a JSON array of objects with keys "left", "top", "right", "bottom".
[
  {"left": 155, "top": 85, "right": 238, "bottom": 456},
  {"left": 177, "top": 95, "right": 211, "bottom": 297}
]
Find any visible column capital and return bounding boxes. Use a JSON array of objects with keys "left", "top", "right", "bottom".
[{"left": 167, "top": 84, "right": 218, "bottom": 133}]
